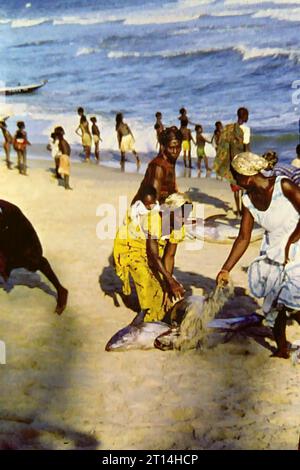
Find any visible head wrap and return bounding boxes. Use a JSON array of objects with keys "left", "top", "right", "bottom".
[
  {"left": 231, "top": 152, "right": 269, "bottom": 176},
  {"left": 163, "top": 192, "right": 192, "bottom": 211}
]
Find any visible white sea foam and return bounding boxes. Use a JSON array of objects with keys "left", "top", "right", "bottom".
[
  {"left": 11, "top": 18, "right": 48, "bottom": 28},
  {"left": 53, "top": 14, "right": 121, "bottom": 26},
  {"left": 76, "top": 47, "right": 98, "bottom": 57},
  {"left": 225, "top": 0, "right": 297, "bottom": 4},
  {"left": 123, "top": 10, "right": 201, "bottom": 25},
  {"left": 107, "top": 47, "right": 225, "bottom": 60},
  {"left": 234, "top": 44, "right": 300, "bottom": 62},
  {"left": 253, "top": 7, "right": 300, "bottom": 23},
  {"left": 171, "top": 27, "right": 199, "bottom": 36}
]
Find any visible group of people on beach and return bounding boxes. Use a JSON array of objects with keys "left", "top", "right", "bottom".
[
  {"left": 154, "top": 108, "right": 223, "bottom": 175},
  {"left": 75, "top": 107, "right": 101, "bottom": 162},
  {"left": 112, "top": 109, "right": 300, "bottom": 359},
  {"left": 0, "top": 118, "right": 30, "bottom": 175},
  {"left": 1, "top": 104, "right": 300, "bottom": 360}
]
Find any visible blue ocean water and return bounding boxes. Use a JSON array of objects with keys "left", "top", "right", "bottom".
[{"left": 0, "top": 0, "right": 300, "bottom": 163}]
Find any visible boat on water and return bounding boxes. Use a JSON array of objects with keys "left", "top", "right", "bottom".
[{"left": 0, "top": 79, "right": 47, "bottom": 95}]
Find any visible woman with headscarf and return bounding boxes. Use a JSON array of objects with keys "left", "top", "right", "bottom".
[
  {"left": 114, "top": 190, "right": 192, "bottom": 323},
  {"left": 216, "top": 152, "right": 300, "bottom": 358}
]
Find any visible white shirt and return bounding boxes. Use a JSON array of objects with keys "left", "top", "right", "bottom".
[{"left": 239, "top": 123, "right": 250, "bottom": 145}]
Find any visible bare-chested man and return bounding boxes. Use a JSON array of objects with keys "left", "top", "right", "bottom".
[{"left": 132, "top": 126, "right": 182, "bottom": 205}]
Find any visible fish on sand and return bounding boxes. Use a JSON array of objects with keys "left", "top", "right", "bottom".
[{"left": 105, "top": 321, "right": 172, "bottom": 351}]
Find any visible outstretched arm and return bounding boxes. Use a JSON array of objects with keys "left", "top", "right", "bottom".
[
  {"left": 147, "top": 238, "right": 185, "bottom": 301},
  {"left": 216, "top": 205, "right": 254, "bottom": 285}
]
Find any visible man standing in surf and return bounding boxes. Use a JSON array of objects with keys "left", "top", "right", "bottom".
[{"left": 132, "top": 126, "right": 182, "bottom": 205}]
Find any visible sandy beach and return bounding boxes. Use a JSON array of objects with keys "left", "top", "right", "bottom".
[{"left": 1, "top": 157, "right": 300, "bottom": 450}]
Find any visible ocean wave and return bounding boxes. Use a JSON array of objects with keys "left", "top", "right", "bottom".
[
  {"left": 214, "top": 9, "right": 255, "bottom": 17},
  {"left": 11, "top": 18, "right": 49, "bottom": 28},
  {"left": 76, "top": 47, "right": 99, "bottom": 57},
  {"left": 170, "top": 27, "right": 199, "bottom": 36},
  {"left": 53, "top": 15, "right": 122, "bottom": 26},
  {"left": 123, "top": 10, "right": 202, "bottom": 26},
  {"left": 253, "top": 8, "right": 300, "bottom": 23},
  {"left": 0, "top": 19, "right": 10, "bottom": 24},
  {"left": 225, "top": 0, "right": 298, "bottom": 5},
  {"left": 107, "top": 46, "right": 230, "bottom": 60},
  {"left": 107, "top": 43, "right": 300, "bottom": 64},
  {"left": 12, "top": 39, "right": 55, "bottom": 49},
  {"left": 234, "top": 45, "right": 300, "bottom": 62}
]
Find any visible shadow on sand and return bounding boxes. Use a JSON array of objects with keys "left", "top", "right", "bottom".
[{"left": 187, "top": 186, "right": 231, "bottom": 212}]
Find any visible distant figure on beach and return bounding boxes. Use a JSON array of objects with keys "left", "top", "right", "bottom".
[
  {"left": 90, "top": 116, "right": 101, "bottom": 162},
  {"left": 216, "top": 152, "right": 300, "bottom": 359},
  {"left": 211, "top": 121, "right": 223, "bottom": 151},
  {"left": 291, "top": 144, "right": 300, "bottom": 168},
  {"left": 76, "top": 107, "right": 92, "bottom": 162},
  {"left": 195, "top": 124, "right": 212, "bottom": 176},
  {"left": 180, "top": 118, "right": 195, "bottom": 169},
  {"left": 47, "top": 129, "right": 62, "bottom": 179},
  {"left": 115, "top": 113, "right": 140, "bottom": 166},
  {"left": 132, "top": 126, "right": 182, "bottom": 204},
  {"left": 0, "top": 199, "right": 68, "bottom": 315},
  {"left": 114, "top": 188, "right": 190, "bottom": 323},
  {"left": 56, "top": 126, "right": 72, "bottom": 190},
  {"left": 178, "top": 107, "right": 194, "bottom": 127},
  {"left": 154, "top": 112, "right": 165, "bottom": 153},
  {"left": 13, "top": 121, "right": 30, "bottom": 176},
  {"left": 0, "top": 120, "right": 13, "bottom": 169},
  {"left": 213, "top": 107, "right": 251, "bottom": 216}
]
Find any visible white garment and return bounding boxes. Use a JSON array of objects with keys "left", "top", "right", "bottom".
[
  {"left": 130, "top": 200, "right": 160, "bottom": 226},
  {"left": 239, "top": 123, "right": 250, "bottom": 145},
  {"left": 243, "top": 176, "right": 300, "bottom": 322},
  {"left": 49, "top": 138, "right": 61, "bottom": 159}
]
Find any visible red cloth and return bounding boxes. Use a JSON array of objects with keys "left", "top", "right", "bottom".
[{"left": 230, "top": 184, "right": 242, "bottom": 192}]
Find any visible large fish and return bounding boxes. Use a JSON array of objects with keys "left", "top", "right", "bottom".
[
  {"left": 105, "top": 321, "right": 172, "bottom": 351},
  {"left": 185, "top": 214, "right": 263, "bottom": 244}
]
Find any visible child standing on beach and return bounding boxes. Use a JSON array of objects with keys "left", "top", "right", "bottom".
[
  {"left": 47, "top": 130, "right": 62, "bottom": 179},
  {"left": 76, "top": 107, "right": 92, "bottom": 162},
  {"left": 90, "top": 116, "right": 102, "bottom": 162},
  {"left": 0, "top": 120, "right": 13, "bottom": 169},
  {"left": 180, "top": 118, "right": 195, "bottom": 168},
  {"left": 211, "top": 121, "right": 223, "bottom": 152},
  {"left": 154, "top": 112, "right": 164, "bottom": 153},
  {"left": 13, "top": 121, "right": 30, "bottom": 175},
  {"left": 115, "top": 113, "right": 140, "bottom": 167},
  {"left": 56, "top": 126, "right": 72, "bottom": 190},
  {"left": 195, "top": 124, "right": 212, "bottom": 176}
]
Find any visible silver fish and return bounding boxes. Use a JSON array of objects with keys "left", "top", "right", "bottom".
[
  {"left": 105, "top": 321, "right": 171, "bottom": 351},
  {"left": 207, "top": 313, "right": 263, "bottom": 330}
]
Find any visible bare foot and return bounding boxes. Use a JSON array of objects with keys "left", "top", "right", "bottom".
[
  {"left": 55, "top": 287, "right": 68, "bottom": 315},
  {"left": 270, "top": 349, "right": 290, "bottom": 359}
]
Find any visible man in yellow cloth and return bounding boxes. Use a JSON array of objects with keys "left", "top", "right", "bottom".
[{"left": 114, "top": 187, "right": 192, "bottom": 323}]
